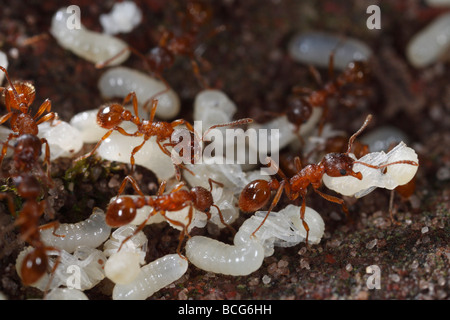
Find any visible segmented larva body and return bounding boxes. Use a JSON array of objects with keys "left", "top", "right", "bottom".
[
  {"left": 112, "top": 254, "right": 188, "bottom": 300},
  {"left": 37, "top": 119, "right": 83, "bottom": 160},
  {"left": 103, "top": 225, "right": 148, "bottom": 284},
  {"left": 185, "top": 236, "right": 265, "bottom": 276},
  {"left": 193, "top": 89, "right": 237, "bottom": 134},
  {"left": 96, "top": 132, "right": 176, "bottom": 181},
  {"left": 406, "top": 12, "right": 450, "bottom": 68},
  {"left": 40, "top": 208, "right": 111, "bottom": 253},
  {"left": 50, "top": 7, "right": 130, "bottom": 66},
  {"left": 98, "top": 66, "right": 181, "bottom": 120},
  {"left": 288, "top": 31, "right": 372, "bottom": 70},
  {"left": 100, "top": 1, "right": 143, "bottom": 35}
]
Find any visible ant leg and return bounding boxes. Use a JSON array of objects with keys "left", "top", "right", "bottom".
[
  {"left": 314, "top": 188, "right": 350, "bottom": 221},
  {"left": 299, "top": 195, "right": 310, "bottom": 245},
  {"left": 212, "top": 204, "right": 236, "bottom": 234},
  {"left": 40, "top": 138, "right": 54, "bottom": 186},
  {"left": 0, "top": 131, "right": 15, "bottom": 166},
  {"left": 129, "top": 136, "right": 150, "bottom": 172},
  {"left": 165, "top": 213, "right": 190, "bottom": 259},
  {"left": 0, "top": 112, "right": 13, "bottom": 126},
  {"left": 0, "top": 193, "right": 15, "bottom": 216},
  {"left": 38, "top": 221, "right": 64, "bottom": 238},
  {"left": 43, "top": 247, "right": 61, "bottom": 298},
  {"left": 122, "top": 91, "right": 140, "bottom": 120},
  {"left": 33, "top": 99, "right": 52, "bottom": 120},
  {"left": 116, "top": 175, "right": 146, "bottom": 199},
  {"left": 208, "top": 178, "right": 224, "bottom": 191},
  {"left": 35, "top": 111, "right": 57, "bottom": 126},
  {"left": 190, "top": 57, "right": 210, "bottom": 89},
  {"left": 294, "top": 156, "right": 302, "bottom": 171},
  {"left": 251, "top": 180, "right": 286, "bottom": 237},
  {"left": 388, "top": 190, "right": 401, "bottom": 226}
]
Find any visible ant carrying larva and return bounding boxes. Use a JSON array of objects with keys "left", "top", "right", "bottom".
[{"left": 238, "top": 114, "right": 419, "bottom": 243}]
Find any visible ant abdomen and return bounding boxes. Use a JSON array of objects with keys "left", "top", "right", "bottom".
[
  {"left": 106, "top": 197, "right": 139, "bottom": 227},
  {"left": 238, "top": 180, "right": 273, "bottom": 213}
]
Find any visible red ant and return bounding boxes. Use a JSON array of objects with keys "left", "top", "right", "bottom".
[
  {"left": 286, "top": 59, "right": 371, "bottom": 134},
  {"left": 98, "top": 0, "right": 221, "bottom": 92},
  {"left": 77, "top": 92, "right": 252, "bottom": 180},
  {"left": 0, "top": 66, "right": 56, "bottom": 176},
  {"left": 238, "top": 114, "right": 419, "bottom": 242},
  {"left": 0, "top": 134, "right": 62, "bottom": 287},
  {"left": 105, "top": 175, "right": 234, "bottom": 255}
]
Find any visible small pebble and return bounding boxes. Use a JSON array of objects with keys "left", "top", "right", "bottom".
[
  {"left": 262, "top": 275, "right": 271, "bottom": 285},
  {"left": 366, "top": 239, "right": 378, "bottom": 249}
]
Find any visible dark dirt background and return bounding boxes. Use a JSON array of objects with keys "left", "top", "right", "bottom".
[{"left": 0, "top": 0, "right": 448, "bottom": 300}]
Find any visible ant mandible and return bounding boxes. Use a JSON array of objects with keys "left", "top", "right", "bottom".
[
  {"left": 105, "top": 175, "right": 234, "bottom": 256},
  {"left": 238, "top": 114, "right": 419, "bottom": 243},
  {"left": 77, "top": 92, "right": 251, "bottom": 180},
  {"left": 0, "top": 66, "right": 57, "bottom": 173}
]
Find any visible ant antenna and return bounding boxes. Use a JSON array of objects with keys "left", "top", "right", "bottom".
[
  {"left": 0, "top": 66, "right": 23, "bottom": 109},
  {"left": 202, "top": 118, "right": 253, "bottom": 141},
  {"left": 347, "top": 114, "right": 372, "bottom": 154}
]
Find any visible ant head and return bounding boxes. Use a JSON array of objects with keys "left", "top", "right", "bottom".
[
  {"left": 191, "top": 186, "right": 213, "bottom": 212},
  {"left": 345, "top": 61, "right": 370, "bottom": 83},
  {"left": 286, "top": 96, "right": 313, "bottom": 127},
  {"left": 105, "top": 197, "right": 137, "bottom": 227},
  {"left": 21, "top": 248, "right": 48, "bottom": 286},
  {"left": 147, "top": 47, "right": 174, "bottom": 74},
  {"left": 321, "top": 153, "right": 363, "bottom": 180},
  {"left": 97, "top": 104, "right": 130, "bottom": 129},
  {"left": 14, "top": 134, "right": 42, "bottom": 167},
  {"left": 4, "top": 81, "right": 35, "bottom": 113}
]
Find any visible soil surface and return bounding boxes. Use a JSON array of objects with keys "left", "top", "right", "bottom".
[{"left": 0, "top": 0, "right": 448, "bottom": 301}]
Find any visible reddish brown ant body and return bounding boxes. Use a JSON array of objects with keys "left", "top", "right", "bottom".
[
  {"left": 98, "top": 0, "right": 219, "bottom": 90},
  {"left": 0, "top": 66, "right": 56, "bottom": 173},
  {"left": 286, "top": 60, "right": 371, "bottom": 133},
  {"left": 238, "top": 114, "right": 418, "bottom": 242},
  {"left": 0, "top": 134, "right": 60, "bottom": 287},
  {"left": 105, "top": 176, "right": 233, "bottom": 255},
  {"left": 78, "top": 92, "right": 251, "bottom": 179}
]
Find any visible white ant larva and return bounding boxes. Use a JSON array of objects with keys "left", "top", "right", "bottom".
[
  {"left": 103, "top": 225, "right": 148, "bottom": 285},
  {"left": 50, "top": 7, "right": 130, "bottom": 66},
  {"left": 36, "top": 119, "right": 83, "bottom": 160},
  {"left": 40, "top": 208, "right": 112, "bottom": 254},
  {"left": 112, "top": 254, "right": 188, "bottom": 300},
  {"left": 406, "top": 12, "right": 450, "bottom": 68},
  {"left": 98, "top": 66, "right": 181, "bottom": 120},
  {"left": 185, "top": 236, "right": 265, "bottom": 276},
  {"left": 322, "top": 141, "right": 419, "bottom": 198},
  {"left": 45, "top": 288, "right": 89, "bottom": 300},
  {"left": 99, "top": 1, "right": 143, "bottom": 35},
  {"left": 193, "top": 89, "right": 238, "bottom": 134},
  {"left": 96, "top": 132, "right": 176, "bottom": 181},
  {"left": 0, "top": 52, "right": 8, "bottom": 84},
  {"left": 288, "top": 31, "right": 372, "bottom": 70},
  {"left": 185, "top": 204, "right": 325, "bottom": 275}
]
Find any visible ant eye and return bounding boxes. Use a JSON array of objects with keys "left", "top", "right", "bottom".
[{"left": 340, "top": 169, "right": 347, "bottom": 175}]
